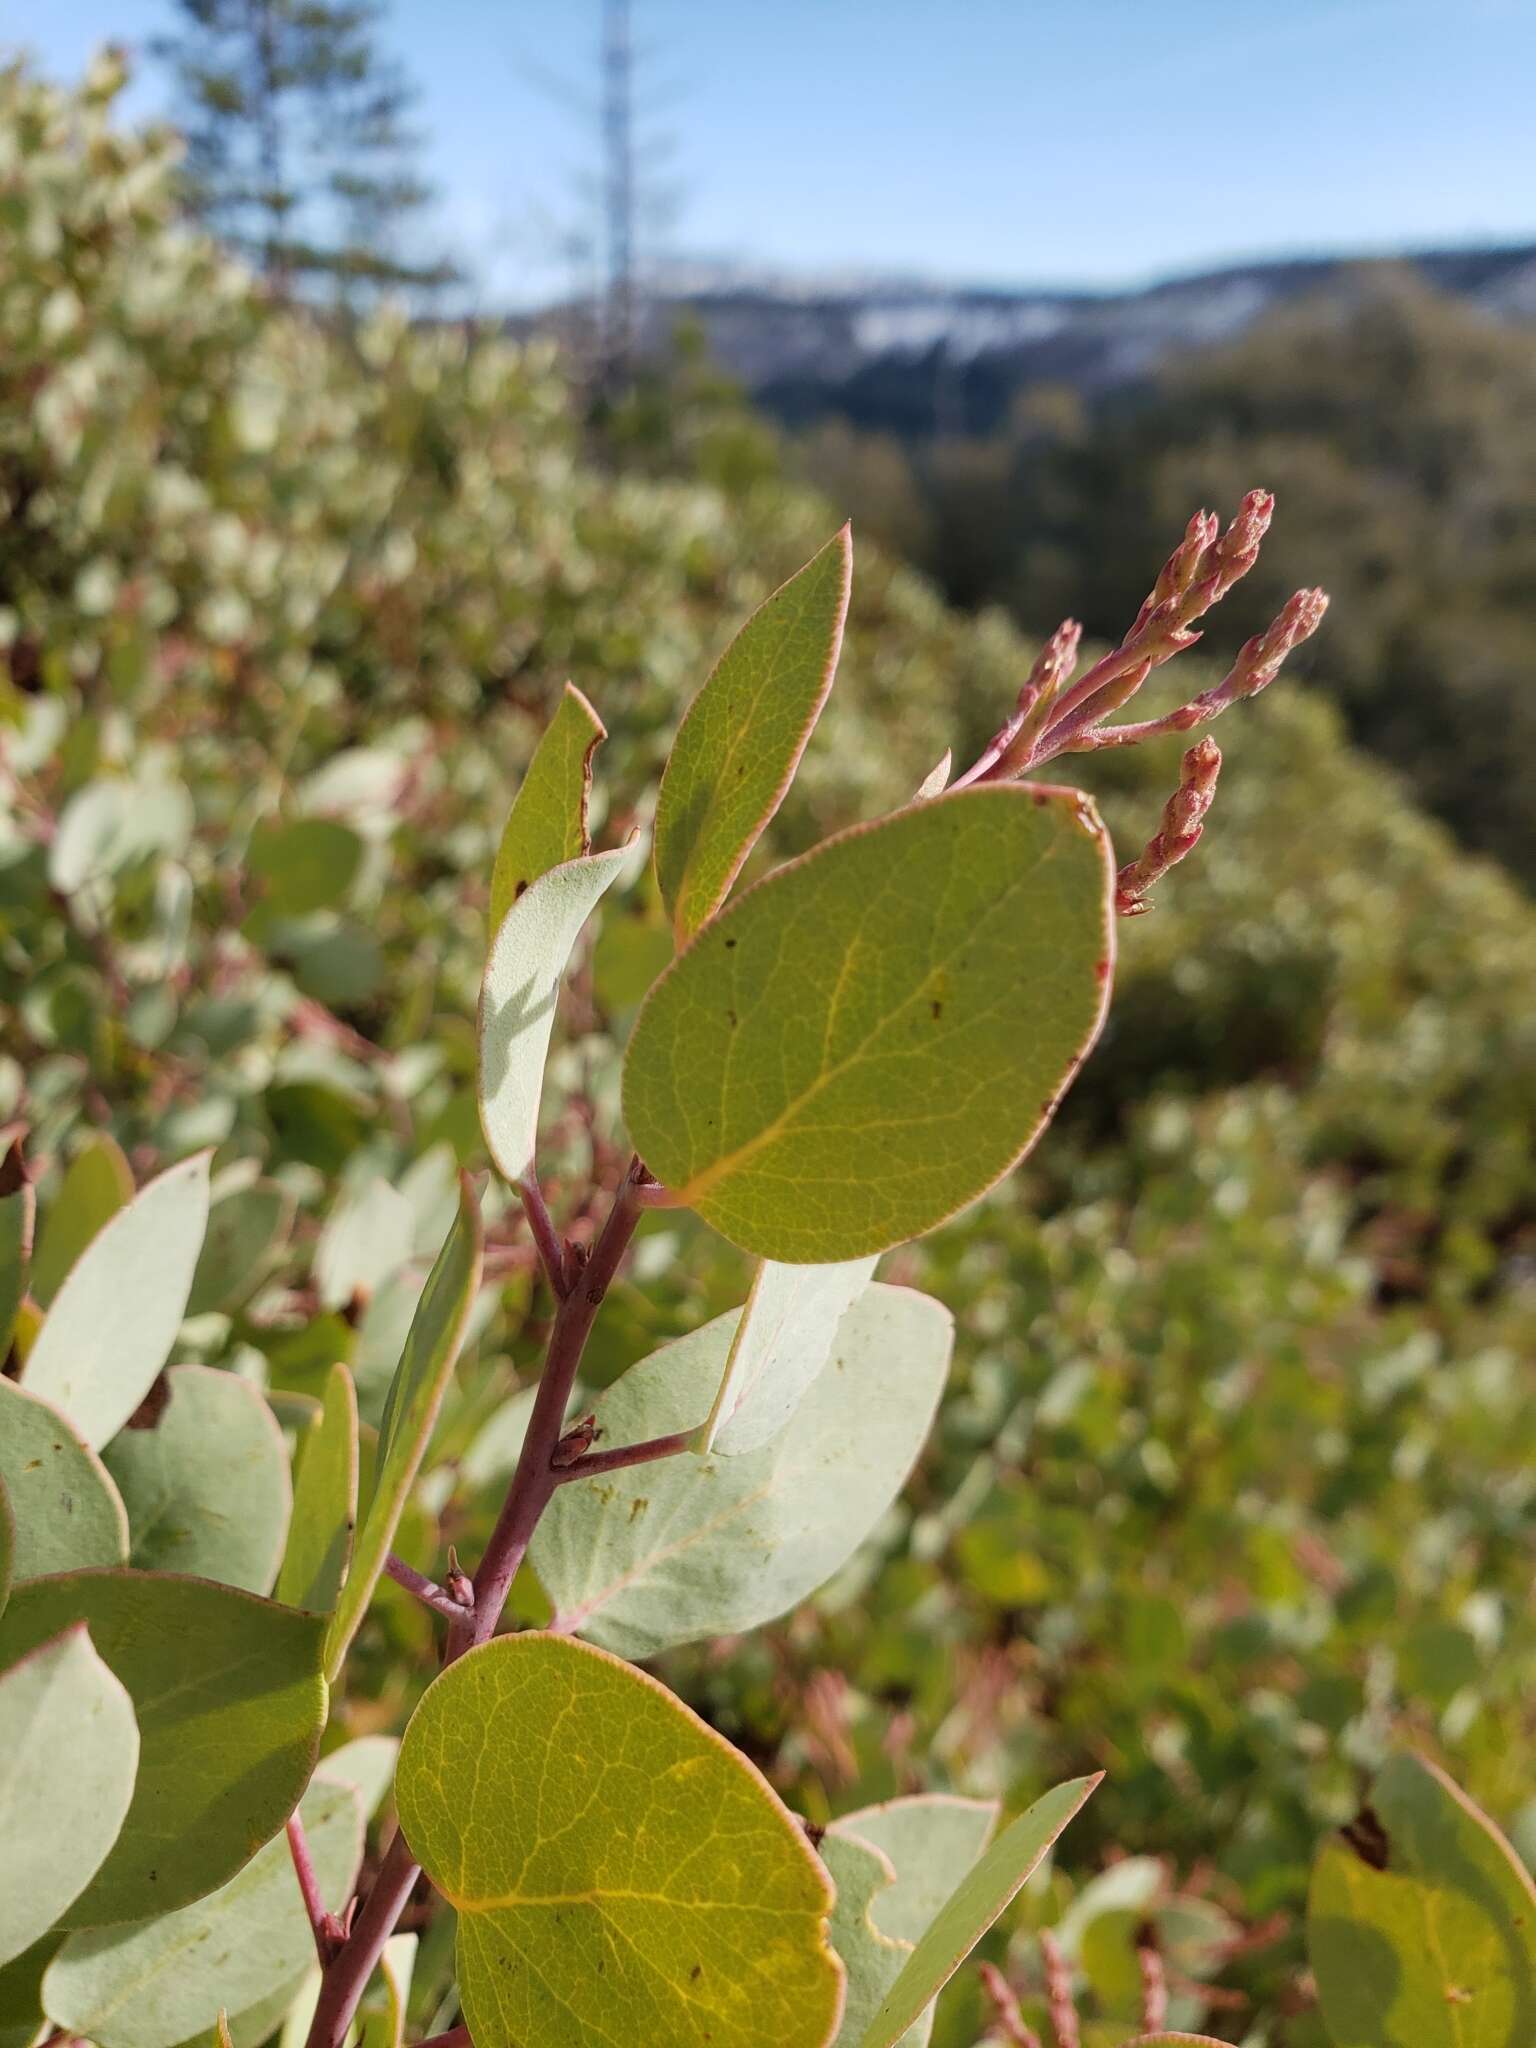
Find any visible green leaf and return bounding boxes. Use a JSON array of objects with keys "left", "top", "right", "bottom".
[
  {"left": 624, "top": 785, "right": 1115, "bottom": 1262},
  {"left": 0, "top": 1134, "right": 33, "bottom": 1355},
  {"left": 22, "top": 1153, "right": 211, "bottom": 1449},
  {"left": 856, "top": 1775, "right": 1102, "bottom": 2048},
  {"left": 312, "top": 1733, "right": 399, "bottom": 1821},
  {"left": 42, "top": 1776, "right": 363, "bottom": 2048},
  {"left": 0, "top": 1935, "right": 60, "bottom": 2048},
  {"left": 247, "top": 818, "right": 364, "bottom": 917},
  {"left": 478, "top": 847, "right": 630, "bottom": 1188},
  {"left": 324, "top": 1176, "right": 483, "bottom": 1681},
  {"left": 102, "top": 1365, "right": 292, "bottom": 1594},
  {"left": 830, "top": 1796, "right": 999, "bottom": 1946},
  {"left": 532, "top": 1282, "right": 952, "bottom": 1656},
  {"left": 0, "top": 1379, "right": 129, "bottom": 1580},
  {"left": 314, "top": 1175, "right": 415, "bottom": 1310},
  {"left": 489, "top": 681, "right": 606, "bottom": 936},
  {"left": 0, "top": 1479, "right": 10, "bottom": 1619},
  {"left": 0, "top": 1570, "right": 327, "bottom": 1924},
  {"left": 275, "top": 1362, "right": 358, "bottom": 1613},
  {"left": 186, "top": 1181, "right": 293, "bottom": 1317},
  {"left": 354, "top": 1933, "right": 415, "bottom": 2048},
  {"left": 1122, "top": 2037, "right": 1230, "bottom": 2046},
  {"left": 702, "top": 1255, "right": 879, "bottom": 1455},
  {"left": 1307, "top": 1753, "right": 1536, "bottom": 2047},
  {"left": 0, "top": 1624, "right": 140, "bottom": 1966},
  {"left": 821, "top": 1833, "right": 923, "bottom": 2048},
  {"left": 395, "top": 1632, "right": 843, "bottom": 2048},
  {"left": 29, "top": 1131, "right": 133, "bottom": 1308},
  {"left": 655, "top": 527, "right": 851, "bottom": 943}
]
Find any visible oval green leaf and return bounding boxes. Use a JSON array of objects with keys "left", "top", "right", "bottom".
[
  {"left": 701, "top": 1254, "right": 878, "bottom": 1455},
  {"left": 624, "top": 784, "right": 1114, "bottom": 1262},
  {"left": 478, "top": 847, "right": 630, "bottom": 1188},
  {"left": 396, "top": 1632, "right": 844, "bottom": 2048},
  {"left": 42, "top": 1777, "right": 363, "bottom": 2048},
  {"left": 655, "top": 527, "right": 852, "bottom": 943},
  {"left": 1308, "top": 1752, "right": 1536, "bottom": 2047},
  {"left": 0, "top": 1379, "right": 129, "bottom": 1580},
  {"left": 822, "top": 1833, "right": 929, "bottom": 2048},
  {"left": 0, "top": 1570, "right": 327, "bottom": 1925},
  {"left": 22, "top": 1153, "right": 211, "bottom": 1449},
  {"left": 830, "top": 1795, "right": 999, "bottom": 1946},
  {"left": 0, "top": 1625, "right": 140, "bottom": 1966},
  {"left": 856, "top": 1775, "right": 1103, "bottom": 2048},
  {"left": 186, "top": 1181, "right": 293, "bottom": 1318},
  {"left": 324, "top": 1176, "right": 483, "bottom": 1681},
  {"left": 29, "top": 1131, "right": 132, "bottom": 1308},
  {"left": 102, "top": 1365, "right": 292, "bottom": 1594},
  {"left": 275, "top": 1362, "right": 358, "bottom": 1613},
  {"left": 532, "top": 1282, "right": 952, "bottom": 1657},
  {"left": 489, "top": 682, "right": 606, "bottom": 936},
  {"left": 247, "top": 818, "right": 364, "bottom": 917}
]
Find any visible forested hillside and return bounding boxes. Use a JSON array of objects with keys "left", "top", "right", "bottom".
[{"left": 3, "top": 59, "right": 1534, "bottom": 2044}]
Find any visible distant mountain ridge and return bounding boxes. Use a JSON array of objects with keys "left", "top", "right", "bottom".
[{"left": 628, "top": 242, "right": 1536, "bottom": 436}]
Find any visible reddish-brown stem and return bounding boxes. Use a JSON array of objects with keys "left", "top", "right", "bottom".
[
  {"left": 305, "top": 1833, "right": 420, "bottom": 2048},
  {"left": 285, "top": 1812, "right": 342, "bottom": 1965},
  {"left": 1138, "top": 1937, "right": 1168, "bottom": 2031},
  {"left": 413, "top": 2030, "right": 471, "bottom": 2048},
  {"left": 978, "top": 1960, "right": 1043, "bottom": 2047},
  {"left": 384, "top": 1552, "right": 472, "bottom": 1623},
  {"left": 551, "top": 1425, "right": 697, "bottom": 1483},
  {"left": 1040, "top": 1929, "right": 1079, "bottom": 2048},
  {"left": 517, "top": 1174, "right": 569, "bottom": 1299}
]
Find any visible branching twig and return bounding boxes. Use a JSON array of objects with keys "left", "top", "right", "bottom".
[
  {"left": 383, "top": 1553, "right": 472, "bottom": 1623},
  {"left": 978, "top": 1959, "right": 1044, "bottom": 2047},
  {"left": 1114, "top": 736, "right": 1223, "bottom": 917},
  {"left": 1039, "top": 1929, "right": 1079, "bottom": 2048},
  {"left": 1138, "top": 1931, "right": 1169, "bottom": 2032},
  {"left": 517, "top": 1174, "right": 569, "bottom": 1299},
  {"left": 551, "top": 1424, "right": 697, "bottom": 1482},
  {"left": 285, "top": 1812, "right": 348, "bottom": 1965}
]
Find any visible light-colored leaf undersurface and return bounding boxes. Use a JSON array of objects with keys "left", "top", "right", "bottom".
[
  {"left": 701, "top": 1254, "right": 878, "bottom": 1455},
  {"left": 532, "top": 1282, "right": 952, "bottom": 1657},
  {"left": 22, "top": 1153, "right": 211, "bottom": 1449},
  {"left": 0, "top": 1625, "right": 139, "bottom": 1966},
  {"left": 478, "top": 846, "right": 630, "bottom": 1187},
  {"left": 0, "top": 1378, "right": 130, "bottom": 1581},
  {"left": 0, "top": 1570, "right": 327, "bottom": 1924},
  {"left": 102, "top": 1365, "right": 291, "bottom": 1594},
  {"left": 489, "top": 681, "right": 606, "bottom": 936},
  {"left": 28, "top": 1131, "right": 133, "bottom": 1308},
  {"left": 396, "top": 1632, "right": 844, "bottom": 2048},
  {"left": 1308, "top": 1753, "right": 1536, "bottom": 2047},
  {"left": 821, "top": 1833, "right": 924, "bottom": 2048},
  {"left": 43, "top": 1777, "right": 363, "bottom": 2048},
  {"left": 856, "top": 1775, "right": 1102, "bottom": 2048},
  {"left": 830, "top": 1795, "right": 999, "bottom": 1946},
  {"left": 0, "top": 1479, "right": 10, "bottom": 1619},
  {"left": 654, "top": 526, "right": 851, "bottom": 944},
  {"left": 624, "top": 784, "right": 1115, "bottom": 1262},
  {"left": 325, "top": 1176, "right": 483, "bottom": 1681},
  {"left": 313, "top": 1175, "right": 415, "bottom": 1312},
  {"left": 275, "top": 1362, "right": 358, "bottom": 1613}
]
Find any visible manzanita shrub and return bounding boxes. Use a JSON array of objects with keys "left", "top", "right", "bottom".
[{"left": 2, "top": 503, "right": 1531, "bottom": 2048}]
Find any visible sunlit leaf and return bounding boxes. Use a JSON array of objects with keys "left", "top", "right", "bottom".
[
  {"left": 489, "top": 681, "right": 606, "bottom": 935},
  {"left": 0, "top": 1135, "right": 33, "bottom": 1354},
  {"left": 0, "top": 1379, "right": 129, "bottom": 1580},
  {"left": 102, "top": 1365, "right": 291, "bottom": 1594},
  {"left": 624, "top": 785, "right": 1114, "bottom": 1261},
  {"left": 830, "top": 1795, "right": 999, "bottom": 1946},
  {"left": 532, "top": 1283, "right": 952, "bottom": 1656},
  {"left": 22, "top": 1153, "right": 211, "bottom": 1449},
  {"left": 655, "top": 527, "right": 851, "bottom": 943},
  {"left": 856, "top": 1776, "right": 1102, "bottom": 2048},
  {"left": 700, "top": 1254, "right": 878, "bottom": 1455},
  {"left": 396, "top": 1632, "right": 843, "bottom": 2048},
  {"left": 1308, "top": 1752, "right": 1536, "bottom": 2047},
  {"left": 275, "top": 1362, "right": 358, "bottom": 1613},
  {"left": 821, "top": 1833, "right": 922, "bottom": 2048},
  {"left": 324, "top": 1177, "right": 483, "bottom": 1680},
  {"left": 29, "top": 1131, "right": 132, "bottom": 1309},
  {"left": 478, "top": 847, "right": 630, "bottom": 1188},
  {"left": 43, "top": 1777, "right": 362, "bottom": 2048},
  {"left": 0, "top": 1625, "right": 139, "bottom": 1966},
  {"left": 0, "top": 1570, "right": 326, "bottom": 1924}
]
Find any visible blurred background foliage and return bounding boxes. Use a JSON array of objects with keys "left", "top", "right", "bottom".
[{"left": 2, "top": 58, "right": 1534, "bottom": 2045}]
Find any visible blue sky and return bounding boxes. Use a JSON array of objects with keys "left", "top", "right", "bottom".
[{"left": 10, "top": 0, "right": 1536, "bottom": 303}]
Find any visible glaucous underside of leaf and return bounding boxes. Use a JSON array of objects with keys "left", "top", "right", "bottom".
[
  {"left": 1308, "top": 1752, "right": 1536, "bottom": 2048},
  {"left": 654, "top": 527, "right": 852, "bottom": 944},
  {"left": 624, "top": 784, "right": 1115, "bottom": 1262},
  {"left": 396, "top": 1632, "right": 844, "bottom": 2048},
  {"left": 0, "top": 1380, "right": 129, "bottom": 1582},
  {"left": 699, "top": 1253, "right": 878, "bottom": 1455},
  {"left": 489, "top": 681, "right": 605, "bottom": 936}
]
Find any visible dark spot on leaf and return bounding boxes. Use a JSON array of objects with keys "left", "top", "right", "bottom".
[
  {"left": 691, "top": 1965, "right": 703, "bottom": 1980},
  {"left": 726, "top": 1008, "right": 738, "bottom": 1028},
  {"left": 1095, "top": 958, "right": 1111, "bottom": 983},
  {"left": 1032, "top": 790, "right": 1050, "bottom": 806},
  {"left": 930, "top": 999, "right": 943, "bottom": 1020},
  {"left": 1342, "top": 1804, "right": 1390, "bottom": 1871},
  {"left": 0, "top": 1137, "right": 28, "bottom": 1197},
  {"left": 724, "top": 936, "right": 737, "bottom": 949},
  {"left": 514, "top": 878, "right": 529, "bottom": 900}
]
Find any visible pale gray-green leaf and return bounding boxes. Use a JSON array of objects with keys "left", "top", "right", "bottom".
[
  {"left": 22, "top": 1153, "right": 211, "bottom": 1449},
  {"left": 532, "top": 1282, "right": 952, "bottom": 1656},
  {"left": 102, "top": 1365, "right": 291, "bottom": 1594},
  {"left": 478, "top": 846, "right": 629, "bottom": 1187},
  {"left": 0, "top": 1378, "right": 129, "bottom": 1580},
  {"left": 830, "top": 1794, "right": 999, "bottom": 1947},
  {"left": 822, "top": 1832, "right": 924, "bottom": 2048},
  {"left": 0, "top": 1625, "right": 140, "bottom": 1966},
  {"left": 703, "top": 1254, "right": 878, "bottom": 1455},
  {"left": 42, "top": 1778, "right": 362, "bottom": 2048},
  {"left": 314, "top": 1176, "right": 415, "bottom": 1311}
]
